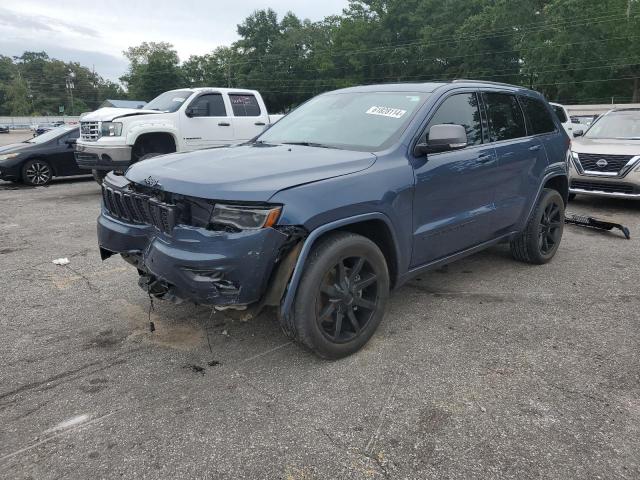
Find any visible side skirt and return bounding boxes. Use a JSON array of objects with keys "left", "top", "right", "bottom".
[{"left": 395, "top": 231, "right": 518, "bottom": 288}]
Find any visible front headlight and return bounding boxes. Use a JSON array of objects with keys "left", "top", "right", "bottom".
[
  {"left": 210, "top": 204, "right": 282, "bottom": 230},
  {"left": 0, "top": 152, "right": 20, "bottom": 161},
  {"left": 101, "top": 122, "right": 122, "bottom": 137}
]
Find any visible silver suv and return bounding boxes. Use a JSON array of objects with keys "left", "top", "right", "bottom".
[{"left": 570, "top": 108, "right": 640, "bottom": 199}]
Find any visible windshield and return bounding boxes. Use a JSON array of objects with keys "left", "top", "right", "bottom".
[
  {"left": 585, "top": 110, "right": 640, "bottom": 139},
  {"left": 144, "top": 90, "right": 193, "bottom": 113},
  {"left": 26, "top": 125, "right": 76, "bottom": 144},
  {"left": 258, "top": 91, "right": 429, "bottom": 151}
]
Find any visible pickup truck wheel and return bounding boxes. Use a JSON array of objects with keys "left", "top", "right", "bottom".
[
  {"left": 292, "top": 232, "right": 390, "bottom": 359},
  {"left": 22, "top": 159, "right": 52, "bottom": 186},
  {"left": 510, "top": 188, "right": 565, "bottom": 264},
  {"left": 92, "top": 169, "right": 108, "bottom": 184}
]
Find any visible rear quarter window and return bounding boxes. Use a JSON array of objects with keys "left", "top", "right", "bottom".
[{"left": 519, "top": 96, "right": 556, "bottom": 135}]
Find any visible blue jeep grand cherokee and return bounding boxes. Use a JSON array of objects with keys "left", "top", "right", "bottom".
[{"left": 98, "top": 80, "right": 569, "bottom": 359}]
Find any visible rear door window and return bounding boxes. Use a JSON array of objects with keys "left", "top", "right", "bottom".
[
  {"left": 483, "top": 92, "right": 527, "bottom": 141},
  {"left": 426, "top": 93, "right": 483, "bottom": 145},
  {"left": 229, "top": 94, "right": 261, "bottom": 117},
  {"left": 519, "top": 96, "right": 556, "bottom": 134}
]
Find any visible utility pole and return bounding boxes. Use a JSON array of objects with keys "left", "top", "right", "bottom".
[{"left": 66, "top": 70, "right": 75, "bottom": 115}]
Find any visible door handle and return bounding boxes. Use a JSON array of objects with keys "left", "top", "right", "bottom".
[
  {"left": 218, "top": 122, "right": 230, "bottom": 127},
  {"left": 529, "top": 145, "right": 541, "bottom": 152},
  {"left": 477, "top": 153, "right": 495, "bottom": 164},
  {"left": 254, "top": 122, "right": 266, "bottom": 126}
]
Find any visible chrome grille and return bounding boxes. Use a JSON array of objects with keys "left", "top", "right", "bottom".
[
  {"left": 80, "top": 121, "right": 100, "bottom": 141},
  {"left": 576, "top": 153, "right": 634, "bottom": 174},
  {"left": 101, "top": 184, "right": 176, "bottom": 234}
]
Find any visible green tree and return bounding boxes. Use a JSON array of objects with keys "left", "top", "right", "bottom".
[
  {"left": 6, "top": 75, "right": 31, "bottom": 115},
  {"left": 120, "top": 42, "right": 184, "bottom": 101}
]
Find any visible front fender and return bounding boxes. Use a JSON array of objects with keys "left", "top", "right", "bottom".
[
  {"left": 125, "top": 122, "right": 179, "bottom": 147},
  {"left": 278, "top": 212, "right": 402, "bottom": 334}
]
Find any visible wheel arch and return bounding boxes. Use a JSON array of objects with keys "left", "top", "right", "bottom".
[
  {"left": 543, "top": 174, "right": 569, "bottom": 206},
  {"left": 130, "top": 131, "right": 177, "bottom": 160},
  {"left": 22, "top": 156, "right": 58, "bottom": 178},
  {"left": 520, "top": 171, "right": 569, "bottom": 231},
  {"left": 279, "top": 213, "right": 401, "bottom": 325}
]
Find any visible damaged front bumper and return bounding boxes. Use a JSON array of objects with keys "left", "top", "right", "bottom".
[{"left": 98, "top": 212, "right": 293, "bottom": 307}]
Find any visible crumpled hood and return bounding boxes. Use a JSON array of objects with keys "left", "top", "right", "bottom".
[
  {"left": 572, "top": 137, "right": 640, "bottom": 156},
  {"left": 125, "top": 144, "right": 376, "bottom": 201},
  {"left": 80, "top": 107, "right": 161, "bottom": 122}
]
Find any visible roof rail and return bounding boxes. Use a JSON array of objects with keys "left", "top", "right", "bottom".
[{"left": 452, "top": 79, "right": 520, "bottom": 87}]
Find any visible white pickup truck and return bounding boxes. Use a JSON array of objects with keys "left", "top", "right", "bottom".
[{"left": 75, "top": 87, "right": 283, "bottom": 181}]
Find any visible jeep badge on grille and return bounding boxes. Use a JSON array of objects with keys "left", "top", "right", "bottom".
[{"left": 144, "top": 176, "right": 161, "bottom": 188}]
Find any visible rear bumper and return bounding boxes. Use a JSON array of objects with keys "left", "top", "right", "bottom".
[
  {"left": 75, "top": 143, "right": 132, "bottom": 171},
  {"left": 97, "top": 212, "right": 289, "bottom": 306}
]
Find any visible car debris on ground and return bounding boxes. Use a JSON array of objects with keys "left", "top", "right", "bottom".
[{"left": 565, "top": 212, "right": 631, "bottom": 239}]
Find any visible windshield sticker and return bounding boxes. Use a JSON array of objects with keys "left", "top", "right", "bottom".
[
  {"left": 366, "top": 106, "right": 407, "bottom": 119},
  {"left": 406, "top": 96, "right": 421, "bottom": 102},
  {"left": 172, "top": 97, "right": 186, "bottom": 103}
]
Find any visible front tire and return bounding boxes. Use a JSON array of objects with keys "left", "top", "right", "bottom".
[
  {"left": 291, "top": 232, "right": 390, "bottom": 359},
  {"left": 510, "top": 188, "right": 565, "bottom": 264},
  {"left": 22, "top": 159, "right": 52, "bottom": 186}
]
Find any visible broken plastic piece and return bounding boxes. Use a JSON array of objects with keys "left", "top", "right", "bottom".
[
  {"left": 52, "top": 258, "right": 70, "bottom": 265},
  {"left": 565, "top": 212, "right": 631, "bottom": 240}
]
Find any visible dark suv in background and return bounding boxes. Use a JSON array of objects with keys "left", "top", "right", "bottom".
[{"left": 97, "top": 80, "right": 569, "bottom": 359}]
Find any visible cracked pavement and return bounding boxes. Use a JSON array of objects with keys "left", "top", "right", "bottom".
[{"left": 0, "top": 148, "right": 639, "bottom": 478}]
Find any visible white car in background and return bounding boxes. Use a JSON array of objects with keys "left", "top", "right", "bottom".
[{"left": 550, "top": 102, "right": 576, "bottom": 137}]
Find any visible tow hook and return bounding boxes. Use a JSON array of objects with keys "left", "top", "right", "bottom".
[{"left": 565, "top": 212, "right": 631, "bottom": 240}]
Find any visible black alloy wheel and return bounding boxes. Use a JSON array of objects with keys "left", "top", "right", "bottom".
[
  {"left": 539, "top": 200, "right": 562, "bottom": 255},
  {"left": 23, "top": 159, "right": 52, "bottom": 186},
  {"left": 289, "top": 232, "right": 390, "bottom": 359},
  {"left": 510, "top": 188, "right": 565, "bottom": 264},
  {"left": 316, "top": 256, "right": 380, "bottom": 344}
]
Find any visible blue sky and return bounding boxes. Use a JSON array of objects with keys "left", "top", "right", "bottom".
[{"left": 0, "top": 0, "right": 349, "bottom": 82}]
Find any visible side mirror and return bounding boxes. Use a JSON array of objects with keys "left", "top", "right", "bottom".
[
  {"left": 414, "top": 124, "right": 467, "bottom": 156},
  {"left": 185, "top": 107, "right": 195, "bottom": 118},
  {"left": 573, "top": 129, "right": 584, "bottom": 138},
  {"left": 65, "top": 138, "right": 77, "bottom": 145}
]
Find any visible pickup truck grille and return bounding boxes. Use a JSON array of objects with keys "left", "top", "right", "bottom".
[
  {"left": 101, "top": 184, "right": 176, "bottom": 234},
  {"left": 576, "top": 153, "right": 634, "bottom": 174},
  {"left": 80, "top": 121, "right": 100, "bottom": 141}
]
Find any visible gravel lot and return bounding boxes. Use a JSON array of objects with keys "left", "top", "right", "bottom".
[{"left": 1, "top": 130, "right": 638, "bottom": 479}]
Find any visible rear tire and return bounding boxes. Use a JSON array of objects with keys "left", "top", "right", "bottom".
[
  {"left": 22, "top": 159, "right": 52, "bottom": 186},
  {"left": 291, "top": 232, "right": 390, "bottom": 359},
  {"left": 510, "top": 188, "right": 565, "bottom": 264}
]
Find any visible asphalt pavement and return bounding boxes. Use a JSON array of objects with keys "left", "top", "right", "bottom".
[{"left": 0, "top": 134, "right": 638, "bottom": 479}]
